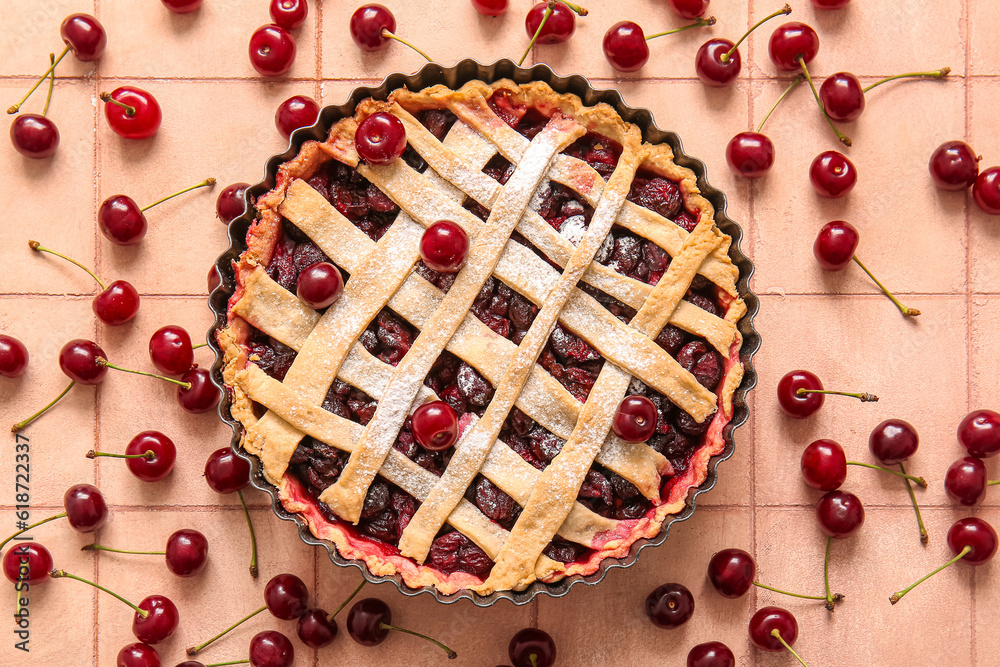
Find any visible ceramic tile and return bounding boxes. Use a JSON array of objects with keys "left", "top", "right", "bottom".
[
  {"left": 969, "top": 79, "right": 1000, "bottom": 292},
  {"left": 970, "top": 0, "right": 1000, "bottom": 76},
  {"left": 0, "top": 1, "right": 98, "bottom": 78}
]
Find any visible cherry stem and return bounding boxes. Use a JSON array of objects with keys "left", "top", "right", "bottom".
[
  {"left": 379, "top": 622, "right": 458, "bottom": 660},
  {"left": 988, "top": 480, "right": 1000, "bottom": 486},
  {"left": 756, "top": 74, "right": 803, "bottom": 133},
  {"left": 328, "top": 579, "right": 367, "bottom": 621},
  {"left": 380, "top": 29, "right": 432, "bottom": 62},
  {"left": 42, "top": 53, "right": 55, "bottom": 118},
  {"left": 862, "top": 67, "right": 950, "bottom": 94},
  {"left": 11, "top": 380, "right": 75, "bottom": 432},
  {"left": 798, "top": 57, "right": 852, "bottom": 146},
  {"left": 752, "top": 581, "right": 828, "bottom": 601},
  {"left": 192, "top": 342, "right": 208, "bottom": 350},
  {"left": 645, "top": 17, "right": 716, "bottom": 41},
  {"left": 562, "top": 1, "right": 588, "bottom": 15},
  {"left": 237, "top": 489, "right": 258, "bottom": 579},
  {"left": 900, "top": 461, "right": 929, "bottom": 544},
  {"left": 99, "top": 92, "right": 136, "bottom": 117},
  {"left": 82, "top": 543, "right": 164, "bottom": 556},
  {"left": 722, "top": 4, "right": 792, "bottom": 62},
  {"left": 95, "top": 358, "right": 192, "bottom": 389},
  {"left": 0, "top": 513, "right": 67, "bottom": 552},
  {"left": 141, "top": 178, "right": 217, "bottom": 212},
  {"left": 49, "top": 569, "right": 148, "bottom": 617},
  {"left": 86, "top": 449, "right": 156, "bottom": 461},
  {"left": 851, "top": 256, "right": 921, "bottom": 317},
  {"left": 890, "top": 544, "right": 971, "bottom": 604},
  {"left": 795, "top": 388, "right": 878, "bottom": 402},
  {"left": 28, "top": 240, "right": 107, "bottom": 290},
  {"left": 205, "top": 662, "right": 250, "bottom": 667},
  {"left": 823, "top": 536, "right": 833, "bottom": 609},
  {"left": 7, "top": 45, "right": 70, "bottom": 115},
  {"left": 518, "top": 3, "right": 553, "bottom": 66},
  {"left": 771, "top": 629, "right": 811, "bottom": 667},
  {"left": 846, "top": 461, "right": 927, "bottom": 486},
  {"left": 186, "top": 605, "right": 267, "bottom": 655}
]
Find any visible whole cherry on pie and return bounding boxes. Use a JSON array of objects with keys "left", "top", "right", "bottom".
[
  {"left": 419, "top": 220, "right": 469, "bottom": 272},
  {"left": 101, "top": 87, "right": 162, "bottom": 140},
  {"left": 270, "top": 0, "right": 308, "bottom": 30},
  {"left": 929, "top": 140, "right": 980, "bottom": 191},
  {"left": 613, "top": 395, "right": 657, "bottom": 442},
  {"left": 249, "top": 24, "right": 297, "bottom": 77},
  {"left": 275, "top": 95, "right": 320, "bottom": 140},
  {"left": 0, "top": 334, "right": 29, "bottom": 378},
  {"left": 355, "top": 111, "right": 407, "bottom": 165},
  {"left": 297, "top": 261, "right": 345, "bottom": 309},
  {"left": 508, "top": 628, "right": 555, "bottom": 667},
  {"left": 411, "top": 400, "right": 459, "bottom": 451},
  {"left": 958, "top": 409, "right": 1000, "bottom": 458},
  {"left": 973, "top": 166, "right": 1000, "bottom": 215},
  {"left": 695, "top": 4, "right": 791, "bottom": 87}
]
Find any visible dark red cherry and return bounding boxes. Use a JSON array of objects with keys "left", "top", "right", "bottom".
[
  {"left": 350, "top": 4, "right": 396, "bottom": 51},
  {"left": 603, "top": 21, "right": 649, "bottom": 73},
  {"left": 102, "top": 87, "right": 162, "bottom": 140},
  {"left": 59, "top": 339, "right": 108, "bottom": 384},
  {"left": 868, "top": 418, "right": 918, "bottom": 465},
  {"left": 707, "top": 547, "right": 755, "bottom": 599},
  {"left": 117, "top": 642, "right": 160, "bottom": 667},
  {"left": 275, "top": 95, "right": 319, "bottom": 140},
  {"left": 973, "top": 166, "right": 1000, "bottom": 215},
  {"left": 204, "top": 447, "right": 251, "bottom": 494},
  {"left": 695, "top": 38, "right": 741, "bottom": 87},
  {"left": 64, "top": 483, "right": 109, "bottom": 532},
  {"left": 959, "top": 409, "right": 1000, "bottom": 458},
  {"left": 726, "top": 131, "right": 774, "bottom": 179},
  {"left": 801, "top": 439, "right": 847, "bottom": 491},
  {"left": 149, "top": 325, "right": 194, "bottom": 376},
  {"left": 810, "top": 150, "right": 857, "bottom": 198},
  {"left": 161, "top": 0, "right": 203, "bottom": 13},
  {"left": 125, "top": 431, "right": 177, "bottom": 482},
  {"left": 748, "top": 606, "right": 798, "bottom": 652},
  {"left": 776, "top": 369, "right": 823, "bottom": 418},
  {"left": 0, "top": 334, "right": 29, "bottom": 378},
  {"left": 346, "top": 598, "right": 391, "bottom": 646},
  {"left": 813, "top": 0, "right": 850, "bottom": 7},
  {"left": 216, "top": 183, "right": 250, "bottom": 224},
  {"left": 270, "top": 0, "right": 308, "bottom": 30},
  {"left": 768, "top": 21, "right": 819, "bottom": 71},
  {"left": 929, "top": 141, "right": 980, "bottom": 191},
  {"left": 250, "top": 630, "right": 294, "bottom": 667},
  {"left": 613, "top": 395, "right": 657, "bottom": 442},
  {"left": 265, "top": 573, "right": 309, "bottom": 620},
  {"left": 945, "top": 457, "right": 987, "bottom": 506},
  {"left": 411, "top": 400, "right": 459, "bottom": 451},
  {"left": 61, "top": 14, "right": 108, "bottom": 61},
  {"left": 208, "top": 265, "right": 221, "bottom": 293},
  {"left": 645, "top": 582, "right": 695, "bottom": 629},
  {"left": 669, "top": 0, "right": 710, "bottom": 19},
  {"left": 419, "top": 220, "right": 469, "bottom": 272},
  {"left": 296, "top": 608, "right": 338, "bottom": 648},
  {"left": 10, "top": 114, "right": 60, "bottom": 158},
  {"left": 816, "top": 490, "right": 864, "bottom": 539},
  {"left": 820, "top": 72, "right": 865, "bottom": 122},
  {"left": 947, "top": 517, "right": 998, "bottom": 566},
  {"left": 249, "top": 24, "right": 297, "bottom": 77},
  {"left": 94, "top": 280, "right": 141, "bottom": 326},
  {"left": 508, "top": 628, "right": 556, "bottom": 667},
  {"left": 813, "top": 220, "right": 859, "bottom": 271},
  {"left": 2, "top": 542, "right": 52, "bottom": 585},
  {"left": 296, "top": 262, "right": 344, "bottom": 309},
  {"left": 165, "top": 529, "right": 209, "bottom": 577},
  {"left": 98, "top": 195, "right": 147, "bottom": 245},
  {"left": 472, "top": 0, "right": 509, "bottom": 16},
  {"left": 132, "top": 595, "right": 179, "bottom": 644},
  {"left": 525, "top": 2, "right": 576, "bottom": 44},
  {"left": 355, "top": 111, "right": 406, "bottom": 165},
  {"left": 687, "top": 641, "right": 735, "bottom": 667},
  {"left": 177, "top": 367, "right": 221, "bottom": 414}
]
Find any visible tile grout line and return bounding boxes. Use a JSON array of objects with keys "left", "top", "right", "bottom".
[
  {"left": 314, "top": 0, "right": 324, "bottom": 104},
  {"left": 91, "top": 0, "right": 102, "bottom": 662},
  {"left": 964, "top": 1, "right": 975, "bottom": 663}
]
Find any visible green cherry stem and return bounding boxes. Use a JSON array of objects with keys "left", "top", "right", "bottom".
[
  {"left": 99, "top": 92, "right": 136, "bottom": 117},
  {"left": 518, "top": 2, "right": 554, "bottom": 66},
  {"left": 901, "top": 461, "right": 929, "bottom": 544},
  {"left": 11, "top": 380, "right": 75, "bottom": 432},
  {"left": 851, "top": 256, "right": 921, "bottom": 317},
  {"left": 186, "top": 605, "right": 267, "bottom": 655},
  {"left": 192, "top": 342, "right": 209, "bottom": 350},
  {"left": 846, "top": 461, "right": 927, "bottom": 486},
  {"left": 645, "top": 16, "right": 716, "bottom": 41},
  {"left": 863, "top": 67, "right": 950, "bottom": 93},
  {"left": 722, "top": 4, "right": 792, "bottom": 63},
  {"left": 49, "top": 569, "right": 148, "bottom": 617},
  {"left": 795, "top": 388, "right": 878, "bottom": 402},
  {"left": 890, "top": 544, "right": 971, "bottom": 604},
  {"left": 988, "top": 480, "right": 1000, "bottom": 487},
  {"left": 0, "top": 513, "right": 67, "bottom": 552},
  {"left": 29, "top": 240, "right": 106, "bottom": 290},
  {"left": 87, "top": 449, "right": 156, "bottom": 461},
  {"left": 41, "top": 53, "right": 55, "bottom": 117},
  {"left": 95, "top": 358, "right": 192, "bottom": 389},
  {"left": 8, "top": 45, "right": 70, "bottom": 114},
  {"left": 562, "top": 1, "right": 588, "bottom": 14},
  {"left": 823, "top": 536, "right": 835, "bottom": 610},
  {"left": 141, "top": 178, "right": 216, "bottom": 212},
  {"left": 328, "top": 579, "right": 368, "bottom": 621},
  {"left": 82, "top": 543, "right": 164, "bottom": 556},
  {"left": 771, "top": 629, "right": 811, "bottom": 667},
  {"left": 204, "top": 662, "right": 250, "bottom": 667},
  {"left": 752, "top": 581, "right": 828, "bottom": 601},
  {"left": 378, "top": 622, "right": 458, "bottom": 659},
  {"left": 380, "top": 29, "right": 432, "bottom": 62},
  {"left": 757, "top": 74, "right": 804, "bottom": 133},
  {"left": 798, "top": 56, "right": 852, "bottom": 146},
  {"left": 237, "top": 489, "right": 259, "bottom": 579}
]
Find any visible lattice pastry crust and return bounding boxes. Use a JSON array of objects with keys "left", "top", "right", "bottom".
[{"left": 219, "top": 79, "right": 746, "bottom": 595}]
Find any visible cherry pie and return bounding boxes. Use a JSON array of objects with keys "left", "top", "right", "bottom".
[{"left": 219, "top": 79, "right": 747, "bottom": 596}]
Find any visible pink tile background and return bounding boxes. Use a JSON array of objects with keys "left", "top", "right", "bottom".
[{"left": 0, "top": 0, "right": 996, "bottom": 665}]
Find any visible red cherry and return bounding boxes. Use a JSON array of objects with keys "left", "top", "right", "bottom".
[
  {"left": 117, "top": 642, "right": 161, "bottom": 667},
  {"left": 133, "top": 595, "right": 179, "bottom": 644},
  {"left": 270, "top": 0, "right": 308, "bottom": 30},
  {"left": 419, "top": 220, "right": 469, "bottom": 273},
  {"left": 101, "top": 87, "right": 162, "bottom": 140},
  {"left": 973, "top": 166, "right": 1000, "bottom": 215},
  {"left": 810, "top": 150, "right": 857, "bottom": 198},
  {"left": 350, "top": 4, "right": 396, "bottom": 51},
  {"left": 944, "top": 456, "right": 987, "bottom": 506},
  {"left": 61, "top": 13, "right": 108, "bottom": 62},
  {"left": 2, "top": 542, "right": 52, "bottom": 585},
  {"left": 929, "top": 141, "right": 980, "bottom": 191},
  {"left": 644, "top": 582, "right": 695, "bottom": 629},
  {"left": 98, "top": 195, "right": 147, "bottom": 245},
  {"left": 813, "top": 220, "right": 859, "bottom": 270},
  {"left": 93, "top": 280, "right": 141, "bottom": 326},
  {"left": 10, "top": 114, "right": 60, "bottom": 158},
  {"left": 217, "top": 182, "right": 250, "bottom": 224},
  {"left": 355, "top": 111, "right": 407, "bottom": 165},
  {"left": 149, "top": 325, "right": 194, "bottom": 376},
  {"left": 0, "top": 334, "right": 29, "bottom": 378},
  {"left": 726, "top": 132, "right": 774, "bottom": 179},
  {"left": 472, "top": 0, "right": 509, "bottom": 16},
  {"left": 603, "top": 21, "right": 649, "bottom": 72},
  {"left": 776, "top": 369, "right": 823, "bottom": 418},
  {"left": 695, "top": 38, "right": 741, "bottom": 87},
  {"left": 768, "top": 22, "right": 819, "bottom": 71},
  {"left": 819, "top": 72, "right": 865, "bottom": 122},
  {"left": 64, "top": 483, "right": 109, "bottom": 532},
  {"left": 208, "top": 265, "right": 221, "bottom": 293},
  {"left": 813, "top": 0, "right": 850, "bottom": 7},
  {"left": 275, "top": 95, "right": 319, "bottom": 140},
  {"left": 296, "top": 262, "right": 344, "bottom": 309},
  {"left": 748, "top": 606, "right": 798, "bottom": 652},
  {"left": 508, "top": 628, "right": 555, "bottom": 667},
  {"left": 816, "top": 490, "right": 864, "bottom": 538},
  {"left": 250, "top": 630, "right": 295, "bottom": 667},
  {"left": 669, "top": 0, "right": 710, "bottom": 19},
  {"left": 525, "top": 2, "right": 577, "bottom": 45},
  {"left": 868, "top": 418, "right": 918, "bottom": 465},
  {"left": 612, "top": 395, "right": 657, "bottom": 442},
  {"left": 264, "top": 575, "right": 310, "bottom": 620},
  {"left": 60, "top": 339, "right": 108, "bottom": 384},
  {"left": 800, "top": 439, "right": 847, "bottom": 491},
  {"left": 125, "top": 430, "right": 177, "bottom": 482},
  {"left": 411, "top": 401, "right": 459, "bottom": 451},
  {"left": 707, "top": 547, "right": 755, "bottom": 598},
  {"left": 958, "top": 409, "right": 1000, "bottom": 458},
  {"left": 165, "top": 528, "right": 209, "bottom": 577},
  {"left": 249, "top": 24, "right": 297, "bottom": 77},
  {"left": 177, "top": 367, "right": 221, "bottom": 414},
  {"left": 687, "top": 641, "right": 735, "bottom": 667},
  {"left": 204, "top": 447, "right": 251, "bottom": 494},
  {"left": 296, "top": 608, "right": 338, "bottom": 649},
  {"left": 161, "top": 0, "right": 203, "bottom": 13}
]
